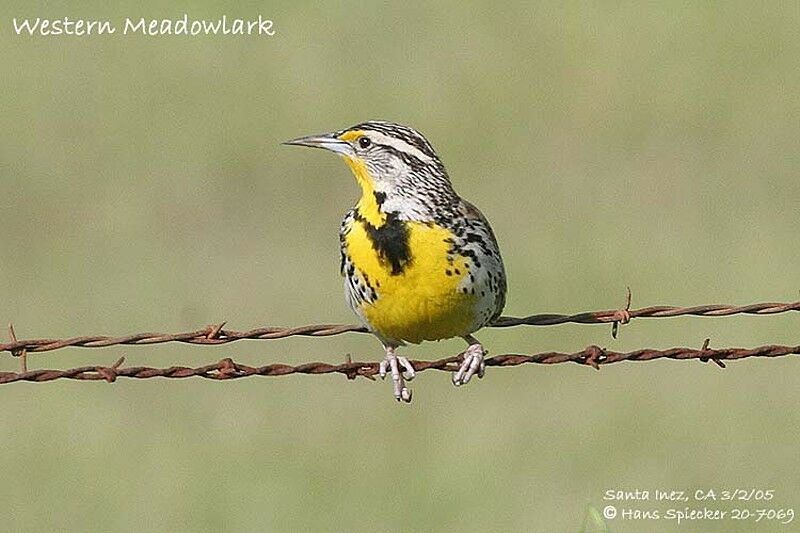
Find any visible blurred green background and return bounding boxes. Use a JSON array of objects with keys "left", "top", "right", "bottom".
[{"left": 2, "top": 2, "right": 800, "bottom": 531}]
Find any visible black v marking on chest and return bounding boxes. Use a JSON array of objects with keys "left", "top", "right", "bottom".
[{"left": 354, "top": 210, "right": 412, "bottom": 275}]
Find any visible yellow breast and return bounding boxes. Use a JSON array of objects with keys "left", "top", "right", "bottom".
[{"left": 344, "top": 219, "right": 476, "bottom": 344}]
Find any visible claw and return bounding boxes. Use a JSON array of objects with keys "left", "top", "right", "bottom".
[
  {"left": 397, "top": 355, "right": 416, "bottom": 381},
  {"left": 382, "top": 347, "right": 414, "bottom": 403},
  {"left": 453, "top": 343, "right": 486, "bottom": 387},
  {"left": 400, "top": 387, "right": 412, "bottom": 402}
]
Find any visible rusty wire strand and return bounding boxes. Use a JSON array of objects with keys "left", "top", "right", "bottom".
[
  {"left": 2, "top": 299, "right": 799, "bottom": 355},
  {"left": 0, "top": 343, "right": 798, "bottom": 384}
]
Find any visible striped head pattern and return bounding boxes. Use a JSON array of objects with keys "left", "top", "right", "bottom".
[{"left": 285, "top": 121, "right": 459, "bottom": 223}]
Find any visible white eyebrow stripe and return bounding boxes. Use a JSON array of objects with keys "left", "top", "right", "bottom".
[{"left": 365, "top": 131, "right": 433, "bottom": 163}]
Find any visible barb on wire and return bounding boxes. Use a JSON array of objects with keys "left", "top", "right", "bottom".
[
  {"left": 2, "top": 298, "right": 799, "bottom": 355},
  {"left": 611, "top": 287, "right": 632, "bottom": 339},
  {"left": 7, "top": 323, "right": 27, "bottom": 372},
  {"left": 0, "top": 343, "right": 798, "bottom": 384}
]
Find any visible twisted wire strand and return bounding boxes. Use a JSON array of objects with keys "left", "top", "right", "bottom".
[
  {"left": 1, "top": 343, "right": 798, "bottom": 384},
  {"left": 2, "top": 300, "right": 799, "bottom": 355}
]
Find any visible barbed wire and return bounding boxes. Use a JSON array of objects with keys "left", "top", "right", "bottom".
[
  {"left": 1, "top": 342, "right": 798, "bottom": 384},
  {"left": 2, "top": 296, "right": 797, "bottom": 385},
  {"left": 2, "top": 296, "right": 799, "bottom": 355}
]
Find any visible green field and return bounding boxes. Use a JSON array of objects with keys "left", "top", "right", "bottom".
[{"left": 2, "top": 2, "right": 799, "bottom": 531}]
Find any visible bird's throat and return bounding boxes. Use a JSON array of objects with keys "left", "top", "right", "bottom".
[{"left": 345, "top": 156, "right": 386, "bottom": 228}]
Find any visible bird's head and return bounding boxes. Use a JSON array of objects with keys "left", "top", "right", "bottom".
[{"left": 285, "top": 120, "right": 456, "bottom": 222}]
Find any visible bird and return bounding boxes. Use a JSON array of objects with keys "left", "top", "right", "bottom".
[{"left": 285, "top": 121, "right": 506, "bottom": 402}]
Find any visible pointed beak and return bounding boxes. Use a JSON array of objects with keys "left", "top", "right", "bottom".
[{"left": 283, "top": 133, "right": 354, "bottom": 156}]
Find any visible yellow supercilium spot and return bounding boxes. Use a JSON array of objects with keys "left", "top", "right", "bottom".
[{"left": 338, "top": 130, "right": 364, "bottom": 142}]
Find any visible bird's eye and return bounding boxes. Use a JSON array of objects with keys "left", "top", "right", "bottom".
[{"left": 358, "top": 136, "right": 371, "bottom": 149}]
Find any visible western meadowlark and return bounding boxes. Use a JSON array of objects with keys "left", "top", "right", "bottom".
[{"left": 285, "top": 121, "right": 506, "bottom": 402}]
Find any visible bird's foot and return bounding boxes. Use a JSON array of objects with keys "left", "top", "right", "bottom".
[
  {"left": 452, "top": 343, "right": 486, "bottom": 387},
  {"left": 379, "top": 348, "right": 415, "bottom": 402}
]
